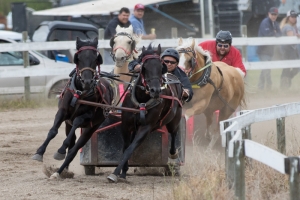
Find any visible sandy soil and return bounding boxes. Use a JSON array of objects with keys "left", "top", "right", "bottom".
[{"left": 0, "top": 91, "right": 299, "bottom": 200}]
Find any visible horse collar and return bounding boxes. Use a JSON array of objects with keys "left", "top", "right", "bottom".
[{"left": 190, "top": 60, "right": 212, "bottom": 87}]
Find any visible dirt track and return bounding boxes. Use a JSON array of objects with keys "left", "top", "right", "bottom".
[{"left": 0, "top": 91, "right": 299, "bottom": 200}]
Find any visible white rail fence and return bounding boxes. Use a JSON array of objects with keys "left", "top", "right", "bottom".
[
  {"left": 1, "top": 36, "right": 300, "bottom": 77},
  {"left": 219, "top": 102, "right": 300, "bottom": 200}
]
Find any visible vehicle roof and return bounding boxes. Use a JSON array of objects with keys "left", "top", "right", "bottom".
[
  {"left": 0, "top": 30, "right": 22, "bottom": 41},
  {"left": 36, "top": 21, "right": 98, "bottom": 32}
]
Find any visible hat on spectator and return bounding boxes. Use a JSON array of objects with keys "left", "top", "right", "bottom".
[
  {"left": 134, "top": 4, "right": 145, "bottom": 10},
  {"left": 287, "top": 10, "right": 298, "bottom": 17},
  {"left": 269, "top": 7, "right": 278, "bottom": 14}
]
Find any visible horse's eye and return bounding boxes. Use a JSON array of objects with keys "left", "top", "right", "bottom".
[{"left": 128, "top": 41, "right": 132, "bottom": 45}]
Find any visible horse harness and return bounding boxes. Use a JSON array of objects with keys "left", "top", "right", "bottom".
[
  {"left": 178, "top": 47, "right": 235, "bottom": 112},
  {"left": 59, "top": 46, "right": 110, "bottom": 124},
  {"left": 130, "top": 54, "right": 183, "bottom": 126}
]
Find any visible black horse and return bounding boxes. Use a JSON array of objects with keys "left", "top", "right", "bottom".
[
  {"left": 32, "top": 37, "right": 114, "bottom": 178},
  {"left": 107, "top": 44, "right": 183, "bottom": 182}
]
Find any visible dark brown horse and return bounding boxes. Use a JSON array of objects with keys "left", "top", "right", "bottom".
[
  {"left": 107, "top": 44, "right": 183, "bottom": 182},
  {"left": 32, "top": 37, "right": 114, "bottom": 179}
]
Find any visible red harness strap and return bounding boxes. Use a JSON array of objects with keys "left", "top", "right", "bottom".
[{"left": 159, "top": 94, "right": 182, "bottom": 108}]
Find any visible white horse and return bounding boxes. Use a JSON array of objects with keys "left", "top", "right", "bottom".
[{"left": 110, "top": 25, "right": 140, "bottom": 84}]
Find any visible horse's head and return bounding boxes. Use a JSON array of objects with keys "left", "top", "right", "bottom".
[
  {"left": 139, "top": 44, "right": 162, "bottom": 99},
  {"left": 176, "top": 37, "right": 211, "bottom": 78},
  {"left": 110, "top": 25, "right": 137, "bottom": 67},
  {"left": 74, "top": 37, "right": 102, "bottom": 91}
]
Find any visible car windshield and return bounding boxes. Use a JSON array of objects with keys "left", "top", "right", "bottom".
[
  {"left": 48, "top": 29, "right": 98, "bottom": 41},
  {"left": 32, "top": 25, "right": 50, "bottom": 42}
]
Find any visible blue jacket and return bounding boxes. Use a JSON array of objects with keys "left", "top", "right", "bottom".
[
  {"left": 128, "top": 60, "right": 193, "bottom": 102},
  {"left": 129, "top": 15, "right": 146, "bottom": 35},
  {"left": 257, "top": 17, "right": 281, "bottom": 56}
]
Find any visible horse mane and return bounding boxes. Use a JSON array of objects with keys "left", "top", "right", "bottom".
[
  {"left": 116, "top": 25, "right": 141, "bottom": 46},
  {"left": 76, "top": 37, "right": 98, "bottom": 50},
  {"left": 177, "top": 37, "right": 212, "bottom": 63},
  {"left": 194, "top": 45, "right": 212, "bottom": 63}
]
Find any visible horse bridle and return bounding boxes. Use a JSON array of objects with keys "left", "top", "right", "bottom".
[
  {"left": 140, "top": 54, "right": 162, "bottom": 90},
  {"left": 110, "top": 32, "right": 137, "bottom": 62},
  {"left": 75, "top": 46, "right": 101, "bottom": 81},
  {"left": 177, "top": 47, "right": 198, "bottom": 77}
]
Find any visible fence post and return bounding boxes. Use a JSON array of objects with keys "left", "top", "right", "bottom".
[
  {"left": 22, "top": 31, "right": 30, "bottom": 101},
  {"left": 276, "top": 117, "right": 286, "bottom": 154},
  {"left": 225, "top": 122, "right": 234, "bottom": 188},
  {"left": 171, "top": 27, "right": 178, "bottom": 39},
  {"left": 234, "top": 140, "right": 245, "bottom": 200},
  {"left": 285, "top": 157, "right": 300, "bottom": 200},
  {"left": 98, "top": 28, "right": 105, "bottom": 63},
  {"left": 240, "top": 25, "right": 247, "bottom": 62}
]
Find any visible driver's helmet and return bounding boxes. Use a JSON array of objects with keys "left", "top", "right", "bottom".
[
  {"left": 216, "top": 30, "right": 232, "bottom": 45},
  {"left": 161, "top": 48, "right": 180, "bottom": 62}
]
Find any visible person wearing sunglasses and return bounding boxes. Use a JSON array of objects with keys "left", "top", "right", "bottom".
[
  {"left": 279, "top": 10, "right": 300, "bottom": 89},
  {"left": 257, "top": 7, "right": 282, "bottom": 91},
  {"left": 198, "top": 30, "right": 246, "bottom": 77},
  {"left": 128, "top": 48, "right": 193, "bottom": 102}
]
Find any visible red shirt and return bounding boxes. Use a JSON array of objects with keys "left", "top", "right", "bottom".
[{"left": 199, "top": 40, "right": 246, "bottom": 76}]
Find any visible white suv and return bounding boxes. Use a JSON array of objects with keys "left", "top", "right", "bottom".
[{"left": 0, "top": 36, "right": 74, "bottom": 98}]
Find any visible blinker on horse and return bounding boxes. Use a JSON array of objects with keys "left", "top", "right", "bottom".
[
  {"left": 32, "top": 37, "right": 114, "bottom": 179},
  {"left": 107, "top": 44, "right": 184, "bottom": 182}
]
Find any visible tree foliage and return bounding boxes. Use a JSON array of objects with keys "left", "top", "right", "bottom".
[{"left": 0, "top": 0, "right": 52, "bottom": 16}]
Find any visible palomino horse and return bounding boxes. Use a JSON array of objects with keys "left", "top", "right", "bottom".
[
  {"left": 107, "top": 44, "right": 183, "bottom": 182},
  {"left": 177, "top": 38, "right": 245, "bottom": 148},
  {"left": 110, "top": 25, "right": 139, "bottom": 85},
  {"left": 32, "top": 37, "right": 114, "bottom": 179}
]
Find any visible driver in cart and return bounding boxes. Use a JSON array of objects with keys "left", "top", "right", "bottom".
[{"left": 128, "top": 48, "right": 193, "bottom": 103}]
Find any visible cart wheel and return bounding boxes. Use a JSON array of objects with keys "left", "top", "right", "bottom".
[
  {"left": 48, "top": 79, "right": 69, "bottom": 99},
  {"left": 84, "top": 166, "right": 95, "bottom": 175}
]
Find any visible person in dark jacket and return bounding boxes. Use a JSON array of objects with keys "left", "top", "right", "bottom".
[
  {"left": 257, "top": 7, "right": 282, "bottom": 90},
  {"left": 104, "top": 7, "right": 131, "bottom": 64},
  {"left": 128, "top": 48, "right": 193, "bottom": 102}
]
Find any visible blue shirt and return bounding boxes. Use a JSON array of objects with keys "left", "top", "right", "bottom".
[{"left": 129, "top": 14, "right": 146, "bottom": 35}]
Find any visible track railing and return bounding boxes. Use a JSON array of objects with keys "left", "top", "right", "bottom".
[{"left": 219, "top": 102, "right": 300, "bottom": 200}]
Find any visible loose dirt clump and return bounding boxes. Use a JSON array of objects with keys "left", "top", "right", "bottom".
[{"left": 42, "top": 165, "right": 74, "bottom": 179}]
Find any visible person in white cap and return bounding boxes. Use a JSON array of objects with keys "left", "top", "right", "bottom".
[{"left": 129, "top": 3, "right": 156, "bottom": 40}]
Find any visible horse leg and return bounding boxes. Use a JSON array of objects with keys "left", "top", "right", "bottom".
[
  {"left": 166, "top": 121, "right": 181, "bottom": 176},
  {"left": 107, "top": 125, "right": 151, "bottom": 183},
  {"left": 32, "top": 109, "right": 66, "bottom": 162},
  {"left": 119, "top": 130, "right": 133, "bottom": 180},
  {"left": 54, "top": 111, "right": 93, "bottom": 160},
  {"left": 204, "top": 110, "right": 214, "bottom": 140},
  {"left": 50, "top": 125, "right": 100, "bottom": 179}
]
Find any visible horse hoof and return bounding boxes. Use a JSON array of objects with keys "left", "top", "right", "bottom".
[
  {"left": 32, "top": 154, "right": 43, "bottom": 162},
  {"left": 107, "top": 174, "right": 118, "bottom": 183},
  {"left": 49, "top": 172, "right": 62, "bottom": 180},
  {"left": 53, "top": 152, "right": 65, "bottom": 160}
]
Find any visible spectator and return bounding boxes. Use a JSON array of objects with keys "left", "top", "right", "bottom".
[
  {"left": 129, "top": 3, "right": 156, "bottom": 40},
  {"left": 104, "top": 7, "right": 131, "bottom": 64},
  {"left": 257, "top": 7, "right": 282, "bottom": 91},
  {"left": 279, "top": 10, "right": 300, "bottom": 89},
  {"left": 128, "top": 48, "right": 193, "bottom": 102},
  {"left": 198, "top": 30, "right": 246, "bottom": 77},
  {"left": 104, "top": 7, "right": 131, "bottom": 39}
]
